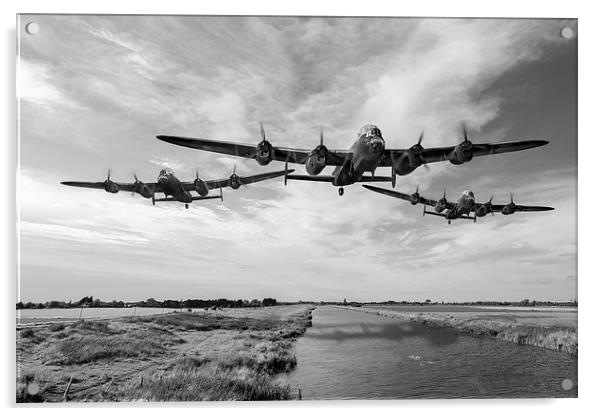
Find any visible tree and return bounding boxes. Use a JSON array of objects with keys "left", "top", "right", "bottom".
[
  {"left": 518, "top": 299, "right": 530, "bottom": 306},
  {"left": 77, "top": 296, "right": 93, "bottom": 306},
  {"left": 262, "top": 298, "right": 277, "bottom": 307}
]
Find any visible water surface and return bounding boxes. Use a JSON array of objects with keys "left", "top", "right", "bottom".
[{"left": 287, "top": 306, "right": 577, "bottom": 399}]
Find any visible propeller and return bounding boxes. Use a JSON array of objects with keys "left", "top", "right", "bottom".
[
  {"left": 510, "top": 193, "right": 514, "bottom": 204},
  {"left": 314, "top": 126, "right": 328, "bottom": 159},
  {"left": 105, "top": 169, "right": 112, "bottom": 183},
  {"left": 254, "top": 121, "right": 271, "bottom": 162},
  {"left": 418, "top": 131, "right": 430, "bottom": 170},
  {"left": 410, "top": 186, "right": 420, "bottom": 205},
  {"left": 194, "top": 168, "right": 204, "bottom": 188},
  {"left": 460, "top": 122, "right": 473, "bottom": 149},
  {"left": 410, "top": 130, "right": 429, "bottom": 170},
  {"left": 320, "top": 125, "right": 324, "bottom": 146},
  {"left": 131, "top": 171, "right": 144, "bottom": 195},
  {"left": 260, "top": 121, "right": 266, "bottom": 142},
  {"left": 484, "top": 194, "right": 495, "bottom": 216}
]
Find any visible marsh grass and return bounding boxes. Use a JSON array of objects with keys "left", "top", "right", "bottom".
[
  {"left": 346, "top": 306, "right": 577, "bottom": 355},
  {"left": 126, "top": 313, "right": 281, "bottom": 332},
  {"left": 18, "top": 306, "right": 314, "bottom": 402},
  {"left": 119, "top": 365, "right": 291, "bottom": 401},
  {"left": 44, "top": 335, "right": 168, "bottom": 365},
  {"left": 41, "top": 319, "right": 186, "bottom": 365}
]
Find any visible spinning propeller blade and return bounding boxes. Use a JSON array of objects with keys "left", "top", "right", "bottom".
[
  {"left": 320, "top": 125, "right": 324, "bottom": 146},
  {"left": 462, "top": 122, "right": 469, "bottom": 142}
]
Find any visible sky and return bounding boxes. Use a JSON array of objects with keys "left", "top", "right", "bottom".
[{"left": 17, "top": 15, "right": 577, "bottom": 303}]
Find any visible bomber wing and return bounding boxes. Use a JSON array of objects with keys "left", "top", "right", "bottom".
[
  {"left": 361, "top": 185, "right": 451, "bottom": 208},
  {"left": 185, "top": 169, "right": 295, "bottom": 190},
  {"left": 286, "top": 175, "right": 392, "bottom": 183},
  {"left": 489, "top": 204, "right": 555, "bottom": 212},
  {"left": 154, "top": 194, "right": 223, "bottom": 203},
  {"left": 61, "top": 181, "right": 163, "bottom": 193},
  {"left": 239, "top": 169, "right": 294, "bottom": 185},
  {"left": 380, "top": 140, "right": 548, "bottom": 166},
  {"left": 156, "top": 135, "right": 353, "bottom": 166}
]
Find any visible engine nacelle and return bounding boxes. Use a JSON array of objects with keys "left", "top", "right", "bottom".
[
  {"left": 409, "top": 192, "right": 420, "bottom": 205},
  {"left": 229, "top": 175, "right": 241, "bottom": 190},
  {"left": 501, "top": 204, "right": 516, "bottom": 215},
  {"left": 446, "top": 210, "right": 459, "bottom": 220},
  {"left": 255, "top": 140, "right": 273, "bottom": 166},
  {"left": 104, "top": 181, "right": 119, "bottom": 193},
  {"left": 138, "top": 186, "right": 153, "bottom": 198},
  {"left": 448, "top": 142, "right": 474, "bottom": 165},
  {"left": 435, "top": 198, "right": 447, "bottom": 213},
  {"left": 194, "top": 179, "right": 209, "bottom": 197},
  {"left": 392, "top": 146, "right": 424, "bottom": 176},
  {"left": 475, "top": 206, "right": 489, "bottom": 217},
  {"left": 305, "top": 148, "right": 327, "bottom": 175}
]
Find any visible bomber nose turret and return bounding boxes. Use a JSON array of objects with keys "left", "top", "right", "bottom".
[{"left": 369, "top": 137, "right": 384, "bottom": 151}]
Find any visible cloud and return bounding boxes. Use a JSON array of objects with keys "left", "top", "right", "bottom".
[
  {"left": 149, "top": 156, "right": 188, "bottom": 172},
  {"left": 17, "top": 16, "right": 577, "bottom": 302},
  {"left": 18, "top": 58, "right": 82, "bottom": 109}
]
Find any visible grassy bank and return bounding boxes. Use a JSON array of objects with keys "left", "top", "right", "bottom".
[
  {"left": 338, "top": 306, "right": 577, "bottom": 356},
  {"left": 16, "top": 305, "right": 314, "bottom": 402}
]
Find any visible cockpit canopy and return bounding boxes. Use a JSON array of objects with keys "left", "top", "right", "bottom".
[
  {"left": 158, "top": 168, "right": 174, "bottom": 177},
  {"left": 461, "top": 190, "right": 475, "bottom": 199},
  {"left": 358, "top": 124, "right": 382, "bottom": 139}
]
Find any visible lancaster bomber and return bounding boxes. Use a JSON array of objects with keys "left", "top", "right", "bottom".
[
  {"left": 362, "top": 185, "right": 554, "bottom": 224},
  {"left": 61, "top": 167, "right": 293, "bottom": 209},
  {"left": 157, "top": 122, "right": 549, "bottom": 196}
]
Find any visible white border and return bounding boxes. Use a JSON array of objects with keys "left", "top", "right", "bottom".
[{"left": 3, "top": 1, "right": 599, "bottom": 415}]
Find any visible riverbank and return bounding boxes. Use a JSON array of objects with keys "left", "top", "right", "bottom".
[
  {"left": 16, "top": 305, "right": 314, "bottom": 402},
  {"left": 337, "top": 306, "right": 577, "bottom": 356}
]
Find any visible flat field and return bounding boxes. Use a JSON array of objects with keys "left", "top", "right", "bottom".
[
  {"left": 16, "top": 305, "right": 313, "bottom": 402},
  {"left": 346, "top": 305, "right": 577, "bottom": 355}
]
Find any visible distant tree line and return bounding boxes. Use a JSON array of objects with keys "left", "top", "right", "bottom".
[
  {"left": 16, "top": 296, "right": 279, "bottom": 309},
  {"left": 317, "top": 299, "right": 578, "bottom": 307}
]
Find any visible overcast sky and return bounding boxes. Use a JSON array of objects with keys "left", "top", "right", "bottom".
[{"left": 17, "top": 15, "right": 576, "bottom": 303}]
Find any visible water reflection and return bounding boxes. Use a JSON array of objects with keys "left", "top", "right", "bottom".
[
  {"left": 307, "top": 321, "right": 459, "bottom": 347},
  {"left": 287, "top": 306, "right": 577, "bottom": 399}
]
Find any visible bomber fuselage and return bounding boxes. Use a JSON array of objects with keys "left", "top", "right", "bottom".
[
  {"left": 445, "top": 191, "right": 476, "bottom": 220},
  {"left": 158, "top": 169, "right": 193, "bottom": 203},
  {"left": 332, "top": 125, "right": 385, "bottom": 186}
]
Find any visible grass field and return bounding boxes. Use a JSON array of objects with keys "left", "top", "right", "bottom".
[
  {"left": 16, "top": 305, "right": 314, "bottom": 402},
  {"left": 342, "top": 305, "right": 577, "bottom": 355}
]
